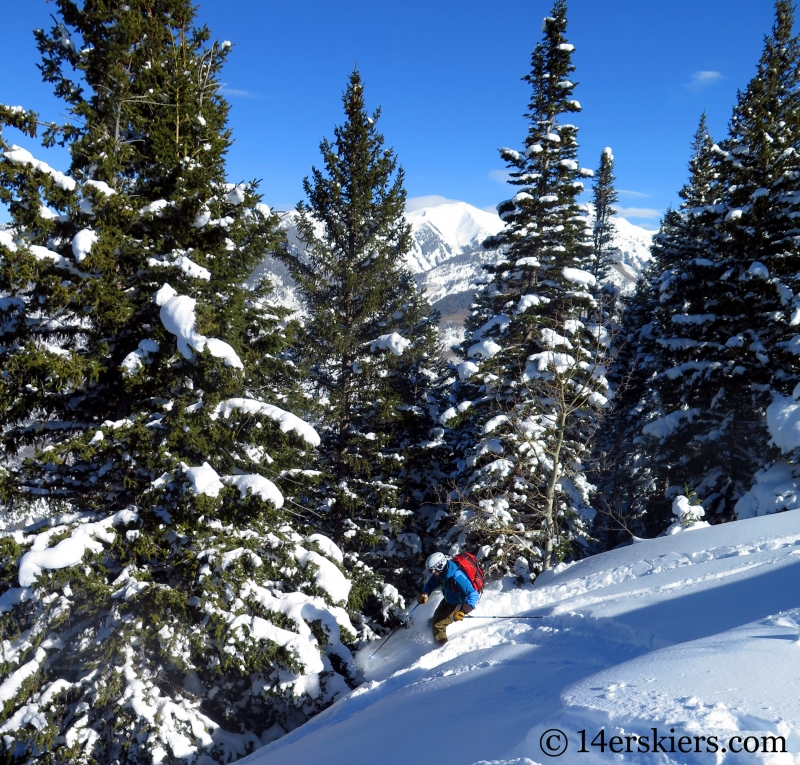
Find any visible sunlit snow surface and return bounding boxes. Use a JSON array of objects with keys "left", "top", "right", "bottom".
[{"left": 249, "top": 512, "right": 800, "bottom": 765}]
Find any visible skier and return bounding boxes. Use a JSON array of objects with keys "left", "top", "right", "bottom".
[{"left": 417, "top": 552, "right": 481, "bottom": 644}]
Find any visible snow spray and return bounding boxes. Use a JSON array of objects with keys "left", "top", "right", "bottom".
[{"left": 369, "top": 603, "right": 420, "bottom": 659}]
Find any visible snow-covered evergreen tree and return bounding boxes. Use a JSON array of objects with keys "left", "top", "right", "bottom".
[
  {"left": 595, "top": 116, "right": 725, "bottom": 537},
  {"left": 591, "top": 147, "right": 619, "bottom": 283},
  {"left": 0, "top": 3, "right": 357, "bottom": 761},
  {"left": 629, "top": 1, "right": 800, "bottom": 534},
  {"left": 590, "top": 266, "right": 660, "bottom": 546},
  {"left": 449, "top": 0, "right": 608, "bottom": 577},
  {"left": 279, "top": 71, "right": 447, "bottom": 603}
]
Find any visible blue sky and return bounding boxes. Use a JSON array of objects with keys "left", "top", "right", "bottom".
[{"left": 0, "top": 1, "right": 783, "bottom": 229}]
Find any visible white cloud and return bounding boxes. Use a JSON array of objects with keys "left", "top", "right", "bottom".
[
  {"left": 618, "top": 189, "right": 650, "bottom": 199},
  {"left": 405, "top": 195, "right": 461, "bottom": 212},
  {"left": 616, "top": 206, "right": 662, "bottom": 220},
  {"left": 488, "top": 169, "right": 510, "bottom": 184},
  {"left": 221, "top": 87, "right": 261, "bottom": 99},
  {"left": 685, "top": 71, "right": 723, "bottom": 92}
]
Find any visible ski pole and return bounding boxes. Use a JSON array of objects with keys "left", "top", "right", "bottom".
[
  {"left": 368, "top": 603, "right": 420, "bottom": 659},
  {"left": 465, "top": 614, "right": 544, "bottom": 619}
]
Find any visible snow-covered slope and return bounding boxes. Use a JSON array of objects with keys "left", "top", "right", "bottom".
[
  {"left": 249, "top": 512, "right": 800, "bottom": 765},
  {"left": 403, "top": 202, "right": 504, "bottom": 319},
  {"left": 252, "top": 202, "right": 654, "bottom": 325},
  {"left": 405, "top": 202, "right": 504, "bottom": 272},
  {"left": 603, "top": 215, "right": 654, "bottom": 293}
]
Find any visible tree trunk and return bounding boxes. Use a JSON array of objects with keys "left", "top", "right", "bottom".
[
  {"left": 336, "top": 362, "right": 351, "bottom": 482},
  {"left": 542, "top": 406, "right": 567, "bottom": 571}
]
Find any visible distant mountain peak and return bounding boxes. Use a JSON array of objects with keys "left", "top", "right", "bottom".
[
  {"left": 404, "top": 200, "right": 654, "bottom": 322},
  {"left": 407, "top": 201, "right": 504, "bottom": 250},
  {"left": 255, "top": 200, "right": 655, "bottom": 326}
]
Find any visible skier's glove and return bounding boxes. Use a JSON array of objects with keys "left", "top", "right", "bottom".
[
  {"left": 453, "top": 610, "right": 465, "bottom": 622},
  {"left": 417, "top": 593, "right": 428, "bottom": 605}
]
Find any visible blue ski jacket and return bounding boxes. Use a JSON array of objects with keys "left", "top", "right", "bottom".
[{"left": 422, "top": 560, "right": 480, "bottom": 608}]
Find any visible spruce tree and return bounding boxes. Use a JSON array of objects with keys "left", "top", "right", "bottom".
[
  {"left": 0, "top": 3, "right": 356, "bottom": 762},
  {"left": 449, "top": 0, "right": 608, "bottom": 578},
  {"left": 280, "top": 71, "right": 446, "bottom": 603},
  {"left": 591, "top": 263, "right": 663, "bottom": 546},
  {"left": 591, "top": 147, "right": 619, "bottom": 282},
  {"left": 596, "top": 116, "right": 726, "bottom": 537},
  {"left": 630, "top": 1, "right": 800, "bottom": 533}
]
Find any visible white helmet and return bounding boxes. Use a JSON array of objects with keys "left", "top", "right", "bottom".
[{"left": 426, "top": 552, "right": 449, "bottom": 573}]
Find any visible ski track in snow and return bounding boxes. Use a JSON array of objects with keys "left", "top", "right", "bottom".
[{"left": 249, "top": 512, "right": 800, "bottom": 765}]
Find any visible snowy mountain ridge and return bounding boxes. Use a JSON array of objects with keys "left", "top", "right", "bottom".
[
  {"left": 404, "top": 201, "right": 505, "bottom": 271},
  {"left": 251, "top": 510, "right": 800, "bottom": 765},
  {"left": 254, "top": 201, "right": 655, "bottom": 325}
]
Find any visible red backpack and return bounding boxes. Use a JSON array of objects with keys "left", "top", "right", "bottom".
[{"left": 453, "top": 551, "right": 485, "bottom": 593}]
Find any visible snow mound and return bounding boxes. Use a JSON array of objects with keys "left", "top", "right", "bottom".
[
  {"left": 3, "top": 145, "right": 76, "bottom": 191},
  {"left": 224, "top": 474, "right": 284, "bottom": 509},
  {"left": 17, "top": 509, "right": 137, "bottom": 587},
  {"left": 767, "top": 392, "right": 800, "bottom": 453},
  {"left": 211, "top": 397, "right": 320, "bottom": 446},
  {"left": 182, "top": 461, "right": 224, "bottom": 497},
  {"left": 469, "top": 340, "right": 502, "bottom": 359},
  {"left": 370, "top": 332, "right": 410, "bottom": 356},
  {"left": 562, "top": 267, "right": 596, "bottom": 287},
  {"left": 307, "top": 534, "right": 344, "bottom": 563},
  {"left": 296, "top": 549, "right": 351, "bottom": 605},
  {"left": 735, "top": 461, "right": 800, "bottom": 518},
  {"left": 155, "top": 284, "right": 243, "bottom": 369},
  {"left": 72, "top": 228, "right": 97, "bottom": 263}
]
